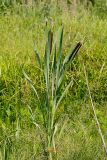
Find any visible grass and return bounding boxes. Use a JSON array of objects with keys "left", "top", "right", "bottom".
[{"left": 0, "top": 3, "right": 107, "bottom": 159}]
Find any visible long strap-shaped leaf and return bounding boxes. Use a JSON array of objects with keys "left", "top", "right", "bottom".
[
  {"left": 34, "top": 46, "right": 42, "bottom": 69},
  {"left": 55, "top": 79, "right": 74, "bottom": 112},
  {"left": 56, "top": 26, "right": 63, "bottom": 89},
  {"left": 56, "top": 42, "right": 81, "bottom": 92},
  {"left": 23, "top": 70, "right": 47, "bottom": 127},
  {"left": 23, "top": 70, "right": 40, "bottom": 102},
  {"left": 44, "top": 30, "right": 53, "bottom": 133},
  {"left": 51, "top": 44, "right": 57, "bottom": 104},
  {"left": 60, "top": 42, "right": 82, "bottom": 75},
  {"left": 44, "top": 30, "right": 53, "bottom": 94},
  {"left": 28, "top": 105, "right": 41, "bottom": 129}
]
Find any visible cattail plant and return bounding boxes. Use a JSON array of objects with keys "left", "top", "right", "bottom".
[{"left": 23, "top": 26, "right": 82, "bottom": 160}]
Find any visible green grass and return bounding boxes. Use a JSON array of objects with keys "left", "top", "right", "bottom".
[{"left": 0, "top": 4, "right": 107, "bottom": 160}]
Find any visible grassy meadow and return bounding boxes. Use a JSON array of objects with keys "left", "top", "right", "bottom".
[{"left": 0, "top": 2, "right": 107, "bottom": 159}]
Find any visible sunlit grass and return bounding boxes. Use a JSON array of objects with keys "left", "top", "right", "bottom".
[{"left": 0, "top": 4, "right": 107, "bottom": 159}]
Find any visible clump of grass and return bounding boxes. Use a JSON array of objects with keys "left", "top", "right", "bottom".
[{"left": 23, "top": 26, "right": 82, "bottom": 159}]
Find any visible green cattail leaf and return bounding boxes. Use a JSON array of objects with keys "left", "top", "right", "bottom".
[
  {"left": 61, "top": 42, "right": 82, "bottom": 74},
  {"left": 57, "top": 42, "right": 81, "bottom": 90},
  {"left": 57, "top": 73, "right": 64, "bottom": 89},
  {"left": 64, "top": 42, "right": 82, "bottom": 64},
  {"left": 48, "top": 30, "right": 53, "bottom": 54},
  {"left": 44, "top": 29, "right": 53, "bottom": 109},
  {"left": 52, "top": 44, "right": 57, "bottom": 73},
  {"left": 28, "top": 105, "right": 41, "bottom": 129},
  {"left": 44, "top": 32, "right": 50, "bottom": 92},
  {"left": 56, "top": 26, "right": 64, "bottom": 89},
  {"left": 34, "top": 46, "right": 42, "bottom": 69},
  {"left": 56, "top": 79, "right": 73, "bottom": 110},
  {"left": 23, "top": 70, "right": 46, "bottom": 125},
  {"left": 52, "top": 44, "right": 57, "bottom": 102},
  {"left": 23, "top": 70, "right": 40, "bottom": 102}
]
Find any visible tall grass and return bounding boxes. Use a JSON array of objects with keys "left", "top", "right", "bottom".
[{"left": 0, "top": 3, "right": 107, "bottom": 160}]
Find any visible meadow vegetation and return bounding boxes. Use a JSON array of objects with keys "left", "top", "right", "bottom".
[{"left": 0, "top": 1, "right": 107, "bottom": 159}]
